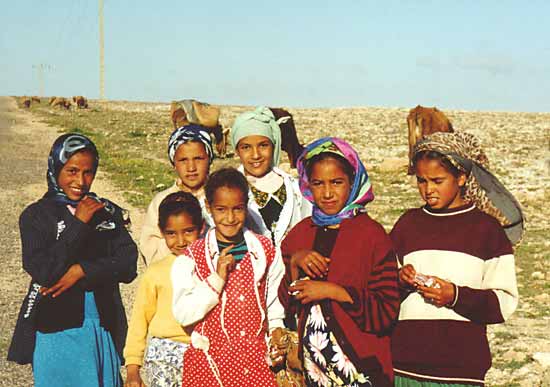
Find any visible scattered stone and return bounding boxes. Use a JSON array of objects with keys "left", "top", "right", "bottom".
[
  {"left": 379, "top": 157, "right": 408, "bottom": 172},
  {"left": 531, "top": 272, "right": 546, "bottom": 280},
  {"left": 155, "top": 183, "right": 166, "bottom": 189},
  {"left": 534, "top": 293, "right": 550, "bottom": 302},
  {"left": 503, "top": 350, "right": 525, "bottom": 362},
  {"left": 533, "top": 352, "right": 550, "bottom": 368}
]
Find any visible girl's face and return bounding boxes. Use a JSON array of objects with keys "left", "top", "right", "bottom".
[
  {"left": 174, "top": 141, "right": 210, "bottom": 192},
  {"left": 57, "top": 151, "right": 96, "bottom": 201},
  {"left": 415, "top": 158, "right": 467, "bottom": 210},
  {"left": 236, "top": 135, "right": 274, "bottom": 178},
  {"left": 207, "top": 186, "right": 247, "bottom": 243},
  {"left": 162, "top": 212, "right": 201, "bottom": 256},
  {"left": 309, "top": 158, "right": 352, "bottom": 215}
]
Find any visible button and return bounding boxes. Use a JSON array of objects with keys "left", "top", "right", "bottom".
[
  {"left": 238, "top": 295, "right": 245, "bottom": 302},
  {"left": 240, "top": 330, "right": 246, "bottom": 337}
]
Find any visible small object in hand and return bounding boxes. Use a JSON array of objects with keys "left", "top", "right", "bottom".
[
  {"left": 288, "top": 276, "right": 310, "bottom": 296},
  {"left": 414, "top": 273, "right": 436, "bottom": 288}
]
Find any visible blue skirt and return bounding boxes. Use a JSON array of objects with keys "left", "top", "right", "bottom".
[{"left": 33, "top": 292, "right": 121, "bottom": 387}]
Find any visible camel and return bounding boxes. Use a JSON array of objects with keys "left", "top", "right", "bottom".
[
  {"left": 50, "top": 97, "right": 71, "bottom": 110},
  {"left": 407, "top": 105, "right": 454, "bottom": 174},
  {"left": 72, "top": 96, "right": 88, "bottom": 109}
]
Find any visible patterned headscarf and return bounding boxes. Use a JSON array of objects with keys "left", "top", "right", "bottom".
[
  {"left": 168, "top": 124, "right": 214, "bottom": 165},
  {"left": 414, "top": 131, "right": 524, "bottom": 245},
  {"left": 231, "top": 106, "right": 289, "bottom": 167},
  {"left": 45, "top": 133, "right": 99, "bottom": 205},
  {"left": 44, "top": 133, "right": 117, "bottom": 230},
  {"left": 297, "top": 137, "right": 374, "bottom": 226}
]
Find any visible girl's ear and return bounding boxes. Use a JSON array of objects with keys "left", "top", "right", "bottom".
[{"left": 458, "top": 172, "right": 467, "bottom": 187}]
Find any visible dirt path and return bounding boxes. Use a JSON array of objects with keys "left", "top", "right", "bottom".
[{"left": 0, "top": 97, "right": 145, "bottom": 386}]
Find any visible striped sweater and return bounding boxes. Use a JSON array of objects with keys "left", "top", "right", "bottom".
[
  {"left": 278, "top": 214, "right": 399, "bottom": 385},
  {"left": 390, "top": 204, "right": 518, "bottom": 386}
]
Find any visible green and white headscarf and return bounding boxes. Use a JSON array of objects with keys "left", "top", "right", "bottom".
[{"left": 231, "top": 106, "right": 289, "bottom": 166}]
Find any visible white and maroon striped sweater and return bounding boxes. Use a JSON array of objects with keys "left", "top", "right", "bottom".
[{"left": 390, "top": 204, "right": 518, "bottom": 386}]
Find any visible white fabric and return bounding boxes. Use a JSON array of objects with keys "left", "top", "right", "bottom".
[
  {"left": 399, "top": 249, "right": 518, "bottom": 322},
  {"left": 239, "top": 165, "right": 312, "bottom": 246}
]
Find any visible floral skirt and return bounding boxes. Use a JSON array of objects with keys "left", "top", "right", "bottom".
[
  {"left": 143, "top": 336, "right": 189, "bottom": 387},
  {"left": 303, "top": 304, "right": 372, "bottom": 387}
]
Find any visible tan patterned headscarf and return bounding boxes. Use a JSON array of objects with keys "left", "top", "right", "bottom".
[{"left": 414, "top": 132, "right": 524, "bottom": 245}]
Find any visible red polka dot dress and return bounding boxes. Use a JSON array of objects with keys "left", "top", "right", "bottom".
[{"left": 181, "top": 233, "right": 279, "bottom": 387}]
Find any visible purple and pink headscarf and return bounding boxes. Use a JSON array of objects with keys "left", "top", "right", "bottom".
[{"left": 297, "top": 137, "right": 374, "bottom": 226}]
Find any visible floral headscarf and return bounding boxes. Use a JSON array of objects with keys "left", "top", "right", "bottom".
[
  {"left": 297, "top": 137, "right": 374, "bottom": 226},
  {"left": 168, "top": 124, "right": 214, "bottom": 165},
  {"left": 414, "top": 131, "right": 524, "bottom": 245}
]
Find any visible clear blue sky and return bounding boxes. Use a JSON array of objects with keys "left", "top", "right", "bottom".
[{"left": 2, "top": 1, "right": 549, "bottom": 112}]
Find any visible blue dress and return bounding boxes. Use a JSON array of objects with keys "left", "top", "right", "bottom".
[{"left": 33, "top": 292, "right": 121, "bottom": 387}]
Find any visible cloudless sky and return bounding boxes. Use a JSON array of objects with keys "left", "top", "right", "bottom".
[{"left": 2, "top": 1, "right": 549, "bottom": 112}]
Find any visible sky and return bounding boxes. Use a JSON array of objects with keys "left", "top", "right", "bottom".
[{"left": 1, "top": 1, "right": 549, "bottom": 112}]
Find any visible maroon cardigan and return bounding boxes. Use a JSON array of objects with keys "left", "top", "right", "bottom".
[{"left": 278, "top": 214, "right": 399, "bottom": 386}]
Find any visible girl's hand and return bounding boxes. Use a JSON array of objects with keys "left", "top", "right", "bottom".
[
  {"left": 290, "top": 250, "right": 330, "bottom": 279},
  {"left": 216, "top": 244, "right": 235, "bottom": 282},
  {"left": 399, "top": 264, "right": 417, "bottom": 288},
  {"left": 417, "top": 276, "right": 456, "bottom": 308},
  {"left": 125, "top": 364, "right": 145, "bottom": 387},
  {"left": 75, "top": 196, "right": 105, "bottom": 224},
  {"left": 41, "top": 264, "right": 85, "bottom": 298},
  {"left": 290, "top": 280, "right": 352, "bottom": 304}
]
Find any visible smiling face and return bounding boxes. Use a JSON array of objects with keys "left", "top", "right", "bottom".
[
  {"left": 235, "top": 135, "right": 274, "bottom": 178},
  {"left": 162, "top": 212, "right": 201, "bottom": 256},
  {"left": 308, "top": 157, "right": 352, "bottom": 215},
  {"left": 207, "top": 186, "right": 247, "bottom": 243},
  {"left": 415, "top": 158, "right": 467, "bottom": 210},
  {"left": 56, "top": 150, "right": 96, "bottom": 201},
  {"left": 173, "top": 141, "right": 210, "bottom": 192}
]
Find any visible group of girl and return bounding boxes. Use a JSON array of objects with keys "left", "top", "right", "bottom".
[{"left": 8, "top": 106, "right": 523, "bottom": 387}]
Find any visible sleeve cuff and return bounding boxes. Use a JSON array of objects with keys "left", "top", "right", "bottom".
[
  {"left": 341, "top": 286, "right": 362, "bottom": 312},
  {"left": 206, "top": 272, "right": 225, "bottom": 294}
]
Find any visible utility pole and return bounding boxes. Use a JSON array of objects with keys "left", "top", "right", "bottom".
[
  {"left": 99, "top": 0, "right": 105, "bottom": 100},
  {"left": 32, "top": 64, "right": 52, "bottom": 97}
]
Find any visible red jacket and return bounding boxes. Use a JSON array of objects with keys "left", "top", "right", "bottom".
[{"left": 278, "top": 214, "right": 399, "bottom": 386}]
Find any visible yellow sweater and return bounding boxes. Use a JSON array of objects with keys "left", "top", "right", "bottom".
[{"left": 123, "top": 254, "right": 191, "bottom": 366}]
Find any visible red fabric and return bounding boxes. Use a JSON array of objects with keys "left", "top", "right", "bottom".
[
  {"left": 182, "top": 237, "right": 277, "bottom": 387},
  {"left": 278, "top": 214, "right": 399, "bottom": 385}
]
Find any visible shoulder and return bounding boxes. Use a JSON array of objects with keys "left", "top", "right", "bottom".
[
  {"left": 19, "top": 197, "right": 59, "bottom": 224},
  {"left": 147, "top": 254, "right": 176, "bottom": 274},
  {"left": 348, "top": 213, "right": 387, "bottom": 233},
  {"left": 148, "top": 183, "right": 179, "bottom": 208}
]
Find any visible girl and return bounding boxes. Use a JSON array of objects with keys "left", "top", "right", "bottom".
[
  {"left": 231, "top": 106, "right": 311, "bottom": 247},
  {"left": 390, "top": 132, "right": 522, "bottom": 387},
  {"left": 124, "top": 192, "right": 203, "bottom": 387},
  {"left": 171, "top": 167, "right": 285, "bottom": 387},
  {"left": 8, "top": 133, "right": 138, "bottom": 387},
  {"left": 140, "top": 124, "right": 214, "bottom": 264},
  {"left": 278, "top": 137, "right": 399, "bottom": 386}
]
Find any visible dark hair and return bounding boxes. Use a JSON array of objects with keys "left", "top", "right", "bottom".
[
  {"left": 305, "top": 152, "right": 355, "bottom": 182},
  {"left": 412, "top": 150, "right": 463, "bottom": 178},
  {"left": 205, "top": 167, "right": 249, "bottom": 204},
  {"left": 158, "top": 191, "right": 203, "bottom": 231}
]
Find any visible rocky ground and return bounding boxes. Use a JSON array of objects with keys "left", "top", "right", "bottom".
[{"left": 0, "top": 96, "right": 548, "bottom": 386}]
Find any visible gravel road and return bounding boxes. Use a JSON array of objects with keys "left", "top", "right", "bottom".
[{"left": 0, "top": 97, "right": 144, "bottom": 386}]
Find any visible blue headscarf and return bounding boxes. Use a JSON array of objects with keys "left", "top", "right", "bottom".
[
  {"left": 45, "top": 133, "right": 99, "bottom": 205},
  {"left": 297, "top": 137, "right": 374, "bottom": 226},
  {"left": 168, "top": 124, "right": 214, "bottom": 165},
  {"left": 45, "top": 133, "right": 117, "bottom": 230}
]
